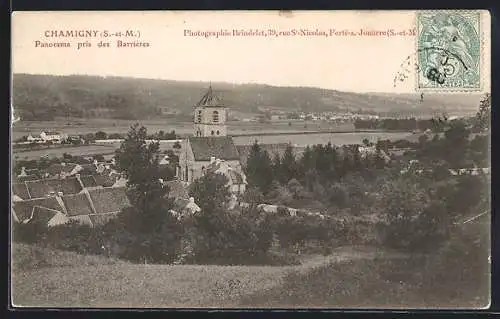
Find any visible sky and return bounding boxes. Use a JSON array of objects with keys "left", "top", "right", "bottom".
[{"left": 11, "top": 11, "right": 491, "bottom": 93}]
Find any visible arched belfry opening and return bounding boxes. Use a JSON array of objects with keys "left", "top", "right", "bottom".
[{"left": 192, "top": 85, "right": 227, "bottom": 137}]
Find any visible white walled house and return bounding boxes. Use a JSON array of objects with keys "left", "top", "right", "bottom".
[
  {"left": 27, "top": 134, "right": 44, "bottom": 143},
  {"left": 206, "top": 158, "right": 247, "bottom": 195},
  {"left": 40, "top": 131, "right": 66, "bottom": 143}
]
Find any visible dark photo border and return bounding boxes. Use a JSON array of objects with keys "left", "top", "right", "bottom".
[{"left": 5, "top": 1, "right": 499, "bottom": 318}]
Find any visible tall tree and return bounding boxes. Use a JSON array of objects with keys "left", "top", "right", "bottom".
[
  {"left": 278, "top": 144, "right": 298, "bottom": 184},
  {"left": 189, "top": 172, "right": 231, "bottom": 214},
  {"left": 113, "top": 124, "right": 181, "bottom": 263},
  {"left": 115, "top": 124, "right": 173, "bottom": 232},
  {"left": 245, "top": 142, "right": 274, "bottom": 195}
]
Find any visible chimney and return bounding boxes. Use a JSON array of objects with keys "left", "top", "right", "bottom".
[{"left": 210, "top": 156, "right": 216, "bottom": 164}]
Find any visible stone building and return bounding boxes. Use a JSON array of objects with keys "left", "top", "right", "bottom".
[{"left": 179, "top": 86, "right": 244, "bottom": 184}]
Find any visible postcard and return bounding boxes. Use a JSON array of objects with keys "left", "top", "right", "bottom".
[{"left": 10, "top": 10, "right": 491, "bottom": 309}]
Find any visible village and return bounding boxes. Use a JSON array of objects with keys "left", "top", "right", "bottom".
[{"left": 11, "top": 86, "right": 490, "bottom": 235}]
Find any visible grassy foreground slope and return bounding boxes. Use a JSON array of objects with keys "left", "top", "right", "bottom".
[
  {"left": 11, "top": 244, "right": 295, "bottom": 308},
  {"left": 240, "top": 253, "right": 490, "bottom": 309},
  {"left": 11, "top": 244, "right": 488, "bottom": 309}
]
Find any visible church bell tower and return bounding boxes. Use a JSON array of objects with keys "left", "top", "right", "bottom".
[{"left": 193, "top": 85, "right": 227, "bottom": 137}]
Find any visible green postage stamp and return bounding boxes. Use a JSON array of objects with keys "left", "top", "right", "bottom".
[{"left": 417, "top": 11, "right": 481, "bottom": 91}]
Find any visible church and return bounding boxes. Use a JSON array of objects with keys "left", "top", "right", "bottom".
[{"left": 178, "top": 86, "right": 246, "bottom": 192}]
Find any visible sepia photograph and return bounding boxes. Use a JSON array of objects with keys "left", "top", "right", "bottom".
[{"left": 10, "top": 10, "right": 491, "bottom": 309}]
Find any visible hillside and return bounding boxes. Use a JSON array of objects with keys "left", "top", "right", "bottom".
[{"left": 12, "top": 73, "right": 483, "bottom": 121}]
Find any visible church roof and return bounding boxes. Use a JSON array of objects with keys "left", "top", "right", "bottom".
[
  {"left": 188, "top": 136, "right": 240, "bottom": 161},
  {"left": 195, "top": 85, "right": 224, "bottom": 107}
]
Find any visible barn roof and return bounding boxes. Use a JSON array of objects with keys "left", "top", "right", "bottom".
[
  {"left": 62, "top": 193, "right": 94, "bottom": 216},
  {"left": 31, "top": 206, "right": 59, "bottom": 226},
  {"left": 45, "top": 163, "right": 78, "bottom": 176},
  {"left": 79, "top": 164, "right": 97, "bottom": 175},
  {"left": 16, "top": 175, "right": 38, "bottom": 183},
  {"left": 12, "top": 183, "right": 30, "bottom": 200},
  {"left": 88, "top": 187, "right": 131, "bottom": 215},
  {"left": 47, "top": 212, "right": 70, "bottom": 227},
  {"left": 79, "top": 175, "right": 98, "bottom": 188},
  {"left": 188, "top": 136, "right": 240, "bottom": 161},
  {"left": 195, "top": 85, "right": 224, "bottom": 107},
  {"left": 68, "top": 214, "right": 94, "bottom": 227},
  {"left": 25, "top": 178, "right": 82, "bottom": 199},
  {"left": 93, "top": 174, "right": 116, "bottom": 187},
  {"left": 12, "top": 197, "right": 64, "bottom": 221},
  {"left": 89, "top": 212, "right": 119, "bottom": 227}
]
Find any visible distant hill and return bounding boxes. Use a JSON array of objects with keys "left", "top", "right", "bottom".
[{"left": 12, "top": 74, "right": 483, "bottom": 121}]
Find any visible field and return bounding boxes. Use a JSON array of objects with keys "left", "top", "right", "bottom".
[
  {"left": 12, "top": 244, "right": 422, "bottom": 308},
  {"left": 12, "top": 118, "right": 411, "bottom": 161},
  {"left": 12, "top": 145, "right": 117, "bottom": 161},
  {"left": 11, "top": 118, "right": 356, "bottom": 141}
]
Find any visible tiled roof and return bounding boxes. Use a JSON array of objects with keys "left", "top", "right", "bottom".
[
  {"left": 89, "top": 212, "right": 119, "bottom": 227},
  {"left": 46, "top": 163, "right": 77, "bottom": 175},
  {"left": 16, "top": 175, "right": 38, "bottom": 183},
  {"left": 188, "top": 136, "right": 240, "bottom": 161},
  {"left": 12, "top": 197, "right": 63, "bottom": 221},
  {"left": 62, "top": 164, "right": 78, "bottom": 174},
  {"left": 68, "top": 214, "right": 94, "bottom": 227},
  {"left": 31, "top": 206, "right": 59, "bottom": 226},
  {"left": 173, "top": 198, "right": 201, "bottom": 215},
  {"left": 12, "top": 209, "right": 20, "bottom": 223},
  {"left": 94, "top": 174, "right": 116, "bottom": 187},
  {"left": 88, "top": 187, "right": 131, "bottom": 214},
  {"left": 12, "top": 183, "right": 30, "bottom": 200},
  {"left": 46, "top": 163, "right": 64, "bottom": 176},
  {"left": 79, "top": 164, "right": 97, "bottom": 175},
  {"left": 25, "top": 178, "right": 82, "bottom": 199},
  {"left": 47, "top": 212, "right": 70, "bottom": 227},
  {"left": 62, "top": 193, "right": 94, "bottom": 216},
  {"left": 79, "top": 175, "right": 98, "bottom": 188},
  {"left": 165, "top": 180, "right": 188, "bottom": 199},
  {"left": 60, "top": 177, "right": 83, "bottom": 194},
  {"left": 195, "top": 85, "right": 224, "bottom": 107},
  {"left": 25, "top": 168, "right": 40, "bottom": 176}
]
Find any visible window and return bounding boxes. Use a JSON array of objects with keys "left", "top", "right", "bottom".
[
  {"left": 197, "top": 110, "right": 202, "bottom": 123},
  {"left": 211, "top": 130, "right": 214, "bottom": 135},
  {"left": 212, "top": 110, "right": 219, "bottom": 123},
  {"left": 216, "top": 130, "right": 220, "bottom": 135}
]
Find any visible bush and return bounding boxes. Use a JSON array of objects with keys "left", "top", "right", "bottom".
[
  {"left": 377, "top": 177, "right": 450, "bottom": 252},
  {"left": 187, "top": 207, "right": 274, "bottom": 265},
  {"left": 12, "top": 221, "right": 106, "bottom": 256},
  {"left": 328, "top": 184, "right": 349, "bottom": 208}
]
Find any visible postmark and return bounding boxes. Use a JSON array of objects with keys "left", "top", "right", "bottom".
[{"left": 416, "top": 11, "right": 481, "bottom": 91}]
